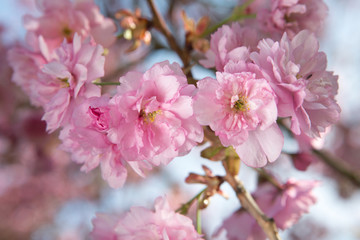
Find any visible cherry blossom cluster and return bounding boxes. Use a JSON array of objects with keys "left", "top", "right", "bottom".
[{"left": 6, "top": 0, "right": 341, "bottom": 239}]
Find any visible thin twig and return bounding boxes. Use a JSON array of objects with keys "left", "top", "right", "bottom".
[
  {"left": 312, "top": 149, "right": 360, "bottom": 187},
  {"left": 222, "top": 161, "right": 281, "bottom": 240},
  {"left": 254, "top": 168, "right": 284, "bottom": 190},
  {"left": 146, "top": 0, "right": 196, "bottom": 84},
  {"left": 176, "top": 188, "right": 206, "bottom": 214},
  {"left": 278, "top": 119, "right": 360, "bottom": 187}
]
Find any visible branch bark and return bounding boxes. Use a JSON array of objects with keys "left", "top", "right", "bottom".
[
  {"left": 313, "top": 149, "right": 360, "bottom": 187},
  {"left": 146, "top": 0, "right": 195, "bottom": 84},
  {"left": 223, "top": 161, "right": 281, "bottom": 240}
]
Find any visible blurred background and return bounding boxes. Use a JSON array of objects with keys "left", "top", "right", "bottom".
[{"left": 0, "top": 0, "right": 359, "bottom": 239}]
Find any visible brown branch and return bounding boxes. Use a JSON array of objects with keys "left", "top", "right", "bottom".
[
  {"left": 277, "top": 119, "right": 360, "bottom": 187},
  {"left": 223, "top": 161, "right": 281, "bottom": 240},
  {"left": 146, "top": 0, "right": 196, "bottom": 84},
  {"left": 254, "top": 168, "right": 284, "bottom": 190},
  {"left": 312, "top": 149, "right": 360, "bottom": 187}
]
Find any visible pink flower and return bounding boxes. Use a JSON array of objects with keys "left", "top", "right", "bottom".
[
  {"left": 91, "top": 196, "right": 203, "bottom": 240},
  {"left": 38, "top": 34, "right": 104, "bottom": 132},
  {"left": 200, "top": 22, "right": 257, "bottom": 71},
  {"left": 194, "top": 71, "right": 283, "bottom": 167},
  {"left": 251, "top": 30, "right": 340, "bottom": 137},
  {"left": 24, "top": 0, "right": 116, "bottom": 52},
  {"left": 255, "top": 179, "right": 319, "bottom": 229},
  {"left": 215, "top": 179, "right": 319, "bottom": 239},
  {"left": 91, "top": 213, "right": 120, "bottom": 240},
  {"left": 59, "top": 96, "right": 149, "bottom": 188},
  {"left": 107, "top": 61, "right": 203, "bottom": 166},
  {"left": 245, "top": 0, "right": 328, "bottom": 39},
  {"left": 7, "top": 42, "right": 50, "bottom": 106}
]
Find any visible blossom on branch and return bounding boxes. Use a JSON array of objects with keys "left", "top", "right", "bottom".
[
  {"left": 24, "top": 0, "right": 116, "bottom": 52},
  {"left": 251, "top": 30, "right": 340, "bottom": 137},
  {"left": 194, "top": 71, "right": 283, "bottom": 167},
  {"left": 215, "top": 178, "right": 319, "bottom": 240},
  {"left": 91, "top": 196, "right": 203, "bottom": 240},
  {"left": 107, "top": 61, "right": 203, "bottom": 167}
]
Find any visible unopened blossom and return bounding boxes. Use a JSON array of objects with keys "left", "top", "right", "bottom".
[
  {"left": 194, "top": 71, "right": 283, "bottom": 167},
  {"left": 199, "top": 22, "right": 258, "bottom": 71},
  {"left": 91, "top": 196, "right": 203, "bottom": 240},
  {"left": 24, "top": 0, "right": 116, "bottom": 52},
  {"left": 215, "top": 179, "right": 319, "bottom": 239},
  {"left": 251, "top": 30, "right": 340, "bottom": 137},
  {"left": 107, "top": 61, "right": 203, "bottom": 166}
]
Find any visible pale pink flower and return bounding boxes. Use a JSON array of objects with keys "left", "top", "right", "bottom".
[
  {"left": 91, "top": 196, "right": 203, "bottom": 240},
  {"left": 215, "top": 179, "right": 319, "bottom": 239},
  {"left": 24, "top": 0, "right": 116, "bottom": 52},
  {"left": 244, "top": 0, "right": 328, "bottom": 39},
  {"left": 7, "top": 41, "right": 50, "bottom": 106},
  {"left": 194, "top": 71, "right": 283, "bottom": 167},
  {"left": 257, "top": 179, "right": 319, "bottom": 229},
  {"left": 107, "top": 61, "right": 203, "bottom": 166},
  {"left": 37, "top": 34, "right": 104, "bottom": 132},
  {"left": 59, "top": 96, "right": 149, "bottom": 188},
  {"left": 199, "top": 22, "right": 257, "bottom": 71},
  {"left": 251, "top": 30, "right": 340, "bottom": 137},
  {"left": 91, "top": 213, "right": 120, "bottom": 240}
]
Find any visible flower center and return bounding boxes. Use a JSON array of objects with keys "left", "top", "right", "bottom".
[
  {"left": 62, "top": 26, "right": 73, "bottom": 41},
  {"left": 58, "top": 77, "right": 70, "bottom": 88},
  {"left": 140, "top": 109, "right": 161, "bottom": 123},
  {"left": 233, "top": 95, "right": 249, "bottom": 112}
]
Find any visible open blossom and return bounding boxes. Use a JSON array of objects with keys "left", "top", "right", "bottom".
[
  {"left": 199, "top": 22, "right": 257, "bottom": 71},
  {"left": 7, "top": 45, "right": 48, "bottom": 106},
  {"left": 59, "top": 96, "right": 150, "bottom": 188},
  {"left": 24, "top": 0, "right": 116, "bottom": 52},
  {"left": 91, "top": 196, "right": 203, "bottom": 240},
  {"left": 107, "top": 61, "right": 203, "bottom": 166},
  {"left": 194, "top": 71, "right": 283, "bottom": 167},
  {"left": 215, "top": 179, "right": 319, "bottom": 240},
  {"left": 37, "top": 34, "right": 104, "bottom": 132},
  {"left": 245, "top": 0, "right": 328, "bottom": 39},
  {"left": 61, "top": 61, "right": 203, "bottom": 188},
  {"left": 250, "top": 30, "right": 340, "bottom": 137}
]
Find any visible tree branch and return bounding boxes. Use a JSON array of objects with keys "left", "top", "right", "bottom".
[
  {"left": 312, "top": 149, "right": 360, "bottom": 187},
  {"left": 223, "top": 161, "right": 281, "bottom": 240},
  {"left": 277, "top": 119, "right": 360, "bottom": 187},
  {"left": 146, "top": 0, "right": 196, "bottom": 84}
]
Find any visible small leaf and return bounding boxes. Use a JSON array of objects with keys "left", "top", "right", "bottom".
[
  {"left": 201, "top": 145, "right": 226, "bottom": 161},
  {"left": 195, "top": 16, "right": 210, "bottom": 35}
]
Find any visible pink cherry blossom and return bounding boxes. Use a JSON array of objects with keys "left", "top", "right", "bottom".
[
  {"left": 107, "top": 61, "right": 203, "bottom": 166},
  {"left": 91, "top": 196, "right": 203, "bottom": 240},
  {"left": 91, "top": 213, "right": 120, "bottom": 240},
  {"left": 215, "top": 178, "right": 319, "bottom": 239},
  {"left": 244, "top": 0, "right": 328, "bottom": 39},
  {"left": 250, "top": 30, "right": 340, "bottom": 137},
  {"left": 194, "top": 71, "right": 283, "bottom": 167},
  {"left": 199, "top": 22, "right": 258, "bottom": 71},
  {"left": 7, "top": 40, "right": 50, "bottom": 106},
  {"left": 255, "top": 179, "right": 319, "bottom": 229},
  {"left": 37, "top": 34, "right": 104, "bottom": 132},
  {"left": 59, "top": 96, "right": 150, "bottom": 189},
  {"left": 24, "top": 0, "right": 116, "bottom": 52}
]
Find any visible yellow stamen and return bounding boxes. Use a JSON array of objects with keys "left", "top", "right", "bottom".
[
  {"left": 140, "top": 109, "right": 161, "bottom": 123},
  {"left": 233, "top": 95, "right": 249, "bottom": 112},
  {"left": 58, "top": 77, "right": 70, "bottom": 88}
]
